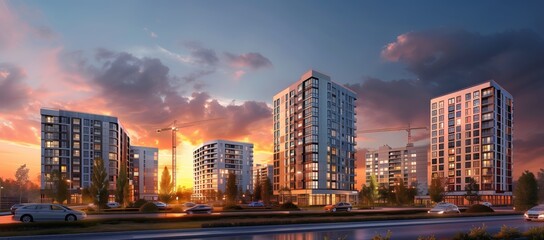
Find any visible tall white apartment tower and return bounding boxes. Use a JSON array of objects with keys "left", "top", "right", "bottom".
[
  {"left": 273, "top": 70, "right": 358, "bottom": 206},
  {"left": 40, "top": 108, "right": 131, "bottom": 203},
  {"left": 193, "top": 140, "right": 254, "bottom": 201},
  {"left": 429, "top": 81, "right": 513, "bottom": 205}
]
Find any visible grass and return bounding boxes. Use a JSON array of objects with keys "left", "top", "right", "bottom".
[{"left": 0, "top": 211, "right": 520, "bottom": 237}]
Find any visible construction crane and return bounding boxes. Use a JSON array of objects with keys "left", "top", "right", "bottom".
[
  {"left": 156, "top": 118, "right": 223, "bottom": 188},
  {"left": 359, "top": 124, "right": 428, "bottom": 146}
]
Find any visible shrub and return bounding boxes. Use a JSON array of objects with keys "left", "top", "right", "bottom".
[
  {"left": 494, "top": 225, "right": 522, "bottom": 239},
  {"left": 417, "top": 235, "right": 436, "bottom": 240},
  {"left": 371, "top": 230, "right": 392, "bottom": 240},
  {"left": 465, "top": 204, "right": 494, "bottom": 213},
  {"left": 133, "top": 199, "right": 148, "bottom": 209},
  {"left": 171, "top": 206, "right": 183, "bottom": 213},
  {"left": 223, "top": 204, "right": 243, "bottom": 210},
  {"left": 139, "top": 202, "right": 159, "bottom": 213},
  {"left": 524, "top": 226, "right": 544, "bottom": 240},
  {"left": 279, "top": 202, "right": 300, "bottom": 210}
]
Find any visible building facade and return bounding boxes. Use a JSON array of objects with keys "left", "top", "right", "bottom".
[
  {"left": 273, "top": 70, "right": 358, "bottom": 206},
  {"left": 193, "top": 140, "right": 254, "bottom": 202},
  {"left": 130, "top": 146, "right": 159, "bottom": 201},
  {"left": 429, "top": 81, "right": 513, "bottom": 205},
  {"left": 40, "top": 108, "right": 131, "bottom": 203},
  {"left": 365, "top": 145, "right": 428, "bottom": 194},
  {"left": 253, "top": 163, "right": 273, "bottom": 185}
]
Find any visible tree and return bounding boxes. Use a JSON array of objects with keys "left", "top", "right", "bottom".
[
  {"left": 90, "top": 157, "right": 109, "bottom": 209},
  {"left": 368, "top": 175, "right": 379, "bottom": 207},
  {"left": 51, "top": 170, "right": 69, "bottom": 204},
  {"left": 465, "top": 177, "right": 480, "bottom": 205},
  {"left": 537, "top": 168, "right": 544, "bottom": 204},
  {"left": 279, "top": 186, "right": 292, "bottom": 203},
  {"left": 262, "top": 177, "right": 273, "bottom": 205},
  {"left": 175, "top": 186, "right": 193, "bottom": 202},
  {"left": 225, "top": 172, "right": 238, "bottom": 204},
  {"left": 429, "top": 177, "right": 446, "bottom": 203},
  {"left": 15, "top": 164, "right": 29, "bottom": 203},
  {"left": 514, "top": 170, "right": 538, "bottom": 211},
  {"left": 159, "top": 166, "right": 174, "bottom": 203},
  {"left": 393, "top": 177, "right": 408, "bottom": 205},
  {"left": 253, "top": 176, "right": 262, "bottom": 201},
  {"left": 115, "top": 161, "right": 130, "bottom": 207},
  {"left": 378, "top": 186, "right": 391, "bottom": 204}
]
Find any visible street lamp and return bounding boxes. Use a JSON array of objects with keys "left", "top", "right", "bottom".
[
  {"left": 0, "top": 186, "right": 3, "bottom": 210},
  {"left": 66, "top": 180, "right": 72, "bottom": 204}
]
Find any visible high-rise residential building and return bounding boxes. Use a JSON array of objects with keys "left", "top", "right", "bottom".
[
  {"left": 429, "top": 81, "right": 513, "bottom": 205},
  {"left": 273, "top": 70, "right": 358, "bottom": 206},
  {"left": 40, "top": 108, "right": 131, "bottom": 203},
  {"left": 253, "top": 163, "right": 273, "bottom": 185},
  {"left": 130, "top": 146, "right": 159, "bottom": 201},
  {"left": 193, "top": 140, "right": 254, "bottom": 201},
  {"left": 365, "top": 145, "right": 428, "bottom": 194}
]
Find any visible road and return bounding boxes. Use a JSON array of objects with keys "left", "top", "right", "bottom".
[{"left": 2, "top": 215, "right": 540, "bottom": 240}]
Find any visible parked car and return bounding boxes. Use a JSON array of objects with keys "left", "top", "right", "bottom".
[
  {"left": 248, "top": 202, "right": 264, "bottom": 207},
  {"left": 185, "top": 204, "right": 213, "bottom": 214},
  {"left": 106, "top": 202, "right": 120, "bottom": 208},
  {"left": 481, "top": 202, "right": 492, "bottom": 208},
  {"left": 428, "top": 203, "right": 460, "bottom": 214},
  {"left": 153, "top": 201, "right": 168, "bottom": 210},
  {"left": 13, "top": 204, "right": 87, "bottom": 223},
  {"left": 10, "top": 204, "right": 26, "bottom": 215},
  {"left": 524, "top": 204, "right": 544, "bottom": 221},
  {"left": 324, "top": 202, "right": 353, "bottom": 212}
]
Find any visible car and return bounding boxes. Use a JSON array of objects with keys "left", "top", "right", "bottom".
[
  {"left": 428, "top": 203, "right": 460, "bottom": 214},
  {"left": 13, "top": 203, "right": 87, "bottom": 223},
  {"left": 324, "top": 202, "right": 353, "bottom": 212},
  {"left": 248, "top": 202, "right": 264, "bottom": 207},
  {"left": 480, "top": 202, "right": 492, "bottom": 208},
  {"left": 153, "top": 201, "right": 168, "bottom": 210},
  {"left": 185, "top": 204, "right": 213, "bottom": 214},
  {"left": 524, "top": 204, "right": 544, "bottom": 221},
  {"left": 10, "top": 204, "right": 26, "bottom": 215},
  {"left": 106, "top": 202, "right": 120, "bottom": 208}
]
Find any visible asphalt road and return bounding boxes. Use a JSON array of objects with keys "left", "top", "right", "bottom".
[{"left": 2, "top": 215, "right": 539, "bottom": 240}]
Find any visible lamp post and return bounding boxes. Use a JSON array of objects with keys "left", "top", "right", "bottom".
[
  {"left": 66, "top": 180, "right": 72, "bottom": 204},
  {"left": 0, "top": 186, "right": 3, "bottom": 210}
]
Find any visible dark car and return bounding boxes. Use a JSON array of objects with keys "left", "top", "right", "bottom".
[
  {"left": 324, "top": 202, "right": 353, "bottom": 212},
  {"left": 10, "top": 204, "right": 26, "bottom": 215},
  {"left": 185, "top": 204, "right": 213, "bottom": 214}
]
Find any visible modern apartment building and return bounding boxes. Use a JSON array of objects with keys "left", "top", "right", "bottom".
[
  {"left": 193, "top": 140, "right": 254, "bottom": 201},
  {"left": 273, "top": 70, "right": 358, "bottom": 206},
  {"left": 253, "top": 163, "right": 273, "bottom": 185},
  {"left": 429, "top": 81, "right": 513, "bottom": 205},
  {"left": 40, "top": 108, "right": 131, "bottom": 203},
  {"left": 130, "top": 146, "right": 159, "bottom": 201},
  {"left": 365, "top": 145, "right": 428, "bottom": 194}
]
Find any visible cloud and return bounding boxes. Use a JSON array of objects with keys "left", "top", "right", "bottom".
[
  {"left": 368, "top": 28, "right": 544, "bottom": 177},
  {"left": 143, "top": 27, "right": 158, "bottom": 38},
  {"left": 184, "top": 42, "right": 219, "bottom": 66},
  {"left": 224, "top": 52, "right": 272, "bottom": 69},
  {"left": 0, "top": 63, "right": 32, "bottom": 111},
  {"left": 233, "top": 70, "right": 246, "bottom": 79}
]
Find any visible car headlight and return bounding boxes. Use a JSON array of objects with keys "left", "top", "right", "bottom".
[
  {"left": 524, "top": 213, "right": 528, "bottom": 218},
  {"left": 539, "top": 214, "right": 544, "bottom": 219},
  {"left": 438, "top": 211, "right": 444, "bottom": 214}
]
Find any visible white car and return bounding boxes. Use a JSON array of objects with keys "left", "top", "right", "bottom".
[
  {"left": 13, "top": 204, "right": 87, "bottom": 223},
  {"left": 153, "top": 201, "right": 168, "bottom": 210},
  {"left": 428, "top": 203, "right": 460, "bottom": 214},
  {"left": 524, "top": 205, "right": 544, "bottom": 221},
  {"left": 481, "top": 202, "right": 492, "bottom": 208},
  {"left": 107, "top": 202, "right": 120, "bottom": 208}
]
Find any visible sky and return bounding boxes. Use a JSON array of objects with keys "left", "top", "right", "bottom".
[{"left": 1, "top": 0, "right": 544, "bottom": 188}]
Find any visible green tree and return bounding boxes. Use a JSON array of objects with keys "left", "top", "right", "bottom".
[
  {"left": 537, "top": 168, "right": 544, "bottom": 204},
  {"left": 514, "top": 170, "right": 538, "bottom": 211},
  {"left": 115, "top": 161, "right": 130, "bottom": 207},
  {"left": 368, "top": 175, "right": 379, "bottom": 207},
  {"left": 262, "top": 177, "right": 273, "bottom": 205},
  {"left": 51, "top": 170, "right": 69, "bottom": 204},
  {"left": 175, "top": 186, "right": 193, "bottom": 202},
  {"left": 90, "top": 157, "right": 109, "bottom": 209},
  {"left": 378, "top": 186, "right": 391, "bottom": 204},
  {"left": 253, "top": 175, "right": 262, "bottom": 201},
  {"left": 429, "top": 177, "right": 446, "bottom": 203},
  {"left": 159, "top": 166, "right": 174, "bottom": 203},
  {"left": 465, "top": 177, "right": 480, "bottom": 205},
  {"left": 15, "top": 164, "right": 29, "bottom": 203},
  {"left": 225, "top": 172, "right": 238, "bottom": 204}
]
